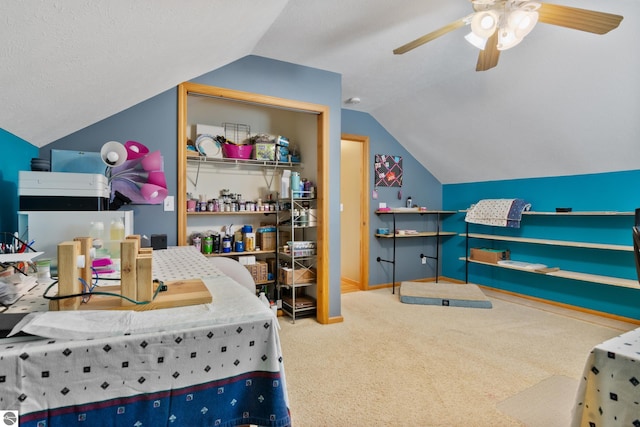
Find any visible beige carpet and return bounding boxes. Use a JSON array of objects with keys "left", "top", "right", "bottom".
[
  {"left": 278, "top": 287, "right": 637, "bottom": 426},
  {"left": 497, "top": 375, "right": 578, "bottom": 426}
]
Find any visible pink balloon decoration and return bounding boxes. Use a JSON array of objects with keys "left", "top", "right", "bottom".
[
  {"left": 140, "top": 183, "right": 168, "bottom": 203},
  {"left": 141, "top": 151, "right": 163, "bottom": 172},
  {"left": 124, "top": 141, "right": 150, "bottom": 160}
]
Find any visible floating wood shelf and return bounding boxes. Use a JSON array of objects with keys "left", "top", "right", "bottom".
[
  {"left": 461, "top": 209, "right": 637, "bottom": 291},
  {"left": 460, "top": 257, "right": 639, "bottom": 290},
  {"left": 460, "top": 233, "right": 633, "bottom": 252}
]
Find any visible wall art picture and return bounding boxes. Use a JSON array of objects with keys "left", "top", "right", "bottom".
[{"left": 374, "top": 154, "right": 403, "bottom": 187}]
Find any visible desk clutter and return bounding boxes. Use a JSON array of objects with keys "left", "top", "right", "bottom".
[
  {"left": 0, "top": 231, "right": 43, "bottom": 308},
  {"left": 0, "top": 266, "right": 37, "bottom": 307}
]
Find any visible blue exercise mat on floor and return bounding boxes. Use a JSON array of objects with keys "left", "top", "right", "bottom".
[{"left": 399, "top": 281, "right": 492, "bottom": 309}]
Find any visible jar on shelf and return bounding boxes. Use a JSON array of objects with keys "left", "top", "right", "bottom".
[
  {"left": 244, "top": 232, "right": 256, "bottom": 251},
  {"left": 291, "top": 171, "right": 301, "bottom": 198},
  {"left": 212, "top": 233, "right": 221, "bottom": 253},
  {"left": 192, "top": 235, "right": 202, "bottom": 252},
  {"left": 203, "top": 235, "right": 213, "bottom": 254},
  {"left": 222, "top": 235, "right": 232, "bottom": 253},
  {"left": 300, "top": 208, "right": 309, "bottom": 226},
  {"left": 89, "top": 221, "right": 105, "bottom": 249}
]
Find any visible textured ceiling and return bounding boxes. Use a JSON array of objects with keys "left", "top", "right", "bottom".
[{"left": 2, "top": 0, "right": 639, "bottom": 184}]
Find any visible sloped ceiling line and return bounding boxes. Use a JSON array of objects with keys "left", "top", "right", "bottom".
[{"left": 1, "top": 0, "right": 638, "bottom": 184}]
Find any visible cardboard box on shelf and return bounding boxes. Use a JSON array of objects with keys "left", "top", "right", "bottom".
[
  {"left": 257, "top": 231, "right": 276, "bottom": 251},
  {"left": 265, "top": 257, "right": 277, "bottom": 275},
  {"left": 280, "top": 286, "right": 316, "bottom": 308},
  {"left": 245, "top": 261, "right": 268, "bottom": 283},
  {"left": 470, "top": 248, "right": 510, "bottom": 264},
  {"left": 282, "top": 295, "right": 316, "bottom": 309},
  {"left": 278, "top": 266, "right": 316, "bottom": 285}
]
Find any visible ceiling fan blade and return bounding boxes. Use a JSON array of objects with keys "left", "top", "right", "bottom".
[
  {"left": 538, "top": 3, "right": 623, "bottom": 34},
  {"left": 393, "top": 17, "right": 469, "bottom": 55},
  {"left": 476, "top": 31, "right": 500, "bottom": 71}
]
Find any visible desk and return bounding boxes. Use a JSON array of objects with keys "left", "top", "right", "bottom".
[
  {"left": 572, "top": 327, "right": 640, "bottom": 426},
  {"left": 0, "top": 246, "right": 290, "bottom": 427}
]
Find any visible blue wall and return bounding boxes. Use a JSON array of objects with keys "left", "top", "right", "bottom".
[
  {"left": 42, "top": 90, "right": 178, "bottom": 242},
  {"left": 42, "top": 55, "right": 345, "bottom": 319},
  {"left": 0, "top": 129, "right": 39, "bottom": 234},
  {"left": 341, "top": 109, "right": 443, "bottom": 286},
  {"left": 442, "top": 170, "right": 640, "bottom": 320}
]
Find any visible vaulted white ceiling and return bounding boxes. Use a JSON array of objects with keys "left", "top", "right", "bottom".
[{"left": 2, "top": 0, "right": 638, "bottom": 184}]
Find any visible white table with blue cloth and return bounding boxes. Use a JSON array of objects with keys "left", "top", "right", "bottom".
[
  {"left": 572, "top": 327, "right": 640, "bottom": 426},
  {"left": 0, "top": 246, "right": 290, "bottom": 427}
]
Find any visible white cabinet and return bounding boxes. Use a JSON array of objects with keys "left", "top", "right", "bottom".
[{"left": 18, "top": 210, "right": 134, "bottom": 266}]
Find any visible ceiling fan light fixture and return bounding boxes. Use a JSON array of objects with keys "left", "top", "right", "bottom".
[
  {"left": 470, "top": 10, "right": 498, "bottom": 38},
  {"left": 394, "top": 0, "right": 622, "bottom": 71},
  {"left": 509, "top": 9, "right": 538, "bottom": 39},
  {"left": 464, "top": 31, "right": 488, "bottom": 50},
  {"left": 497, "top": 28, "right": 522, "bottom": 51},
  {"left": 518, "top": 1, "right": 542, "bottom": 13}
]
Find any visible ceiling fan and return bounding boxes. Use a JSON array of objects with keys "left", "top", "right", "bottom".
[{"left": 393, "top": 0, "right": 623, "bottom": 71}]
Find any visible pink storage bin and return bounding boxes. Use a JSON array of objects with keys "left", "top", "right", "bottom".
[{"left": 222, "top": 144, "right": 253, "bottom": 159}]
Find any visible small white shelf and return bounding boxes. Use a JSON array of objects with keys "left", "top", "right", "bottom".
[
  {"left": 187, "top": 155, "right": 302, "bottom": 169},
  {"left": 461, "top": 232, "right": 633, "bottom": 252},
  {"left": 460, "top": 257, "right": 639, "bottom": 289}
]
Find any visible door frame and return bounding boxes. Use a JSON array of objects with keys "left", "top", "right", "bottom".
[{"left": 341, "top": 133, "right": 370, "bottom": 291}]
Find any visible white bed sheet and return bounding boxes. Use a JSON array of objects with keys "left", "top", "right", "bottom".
[{"left": 8, "top": 246, "right": 276, "bottom": 340}]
